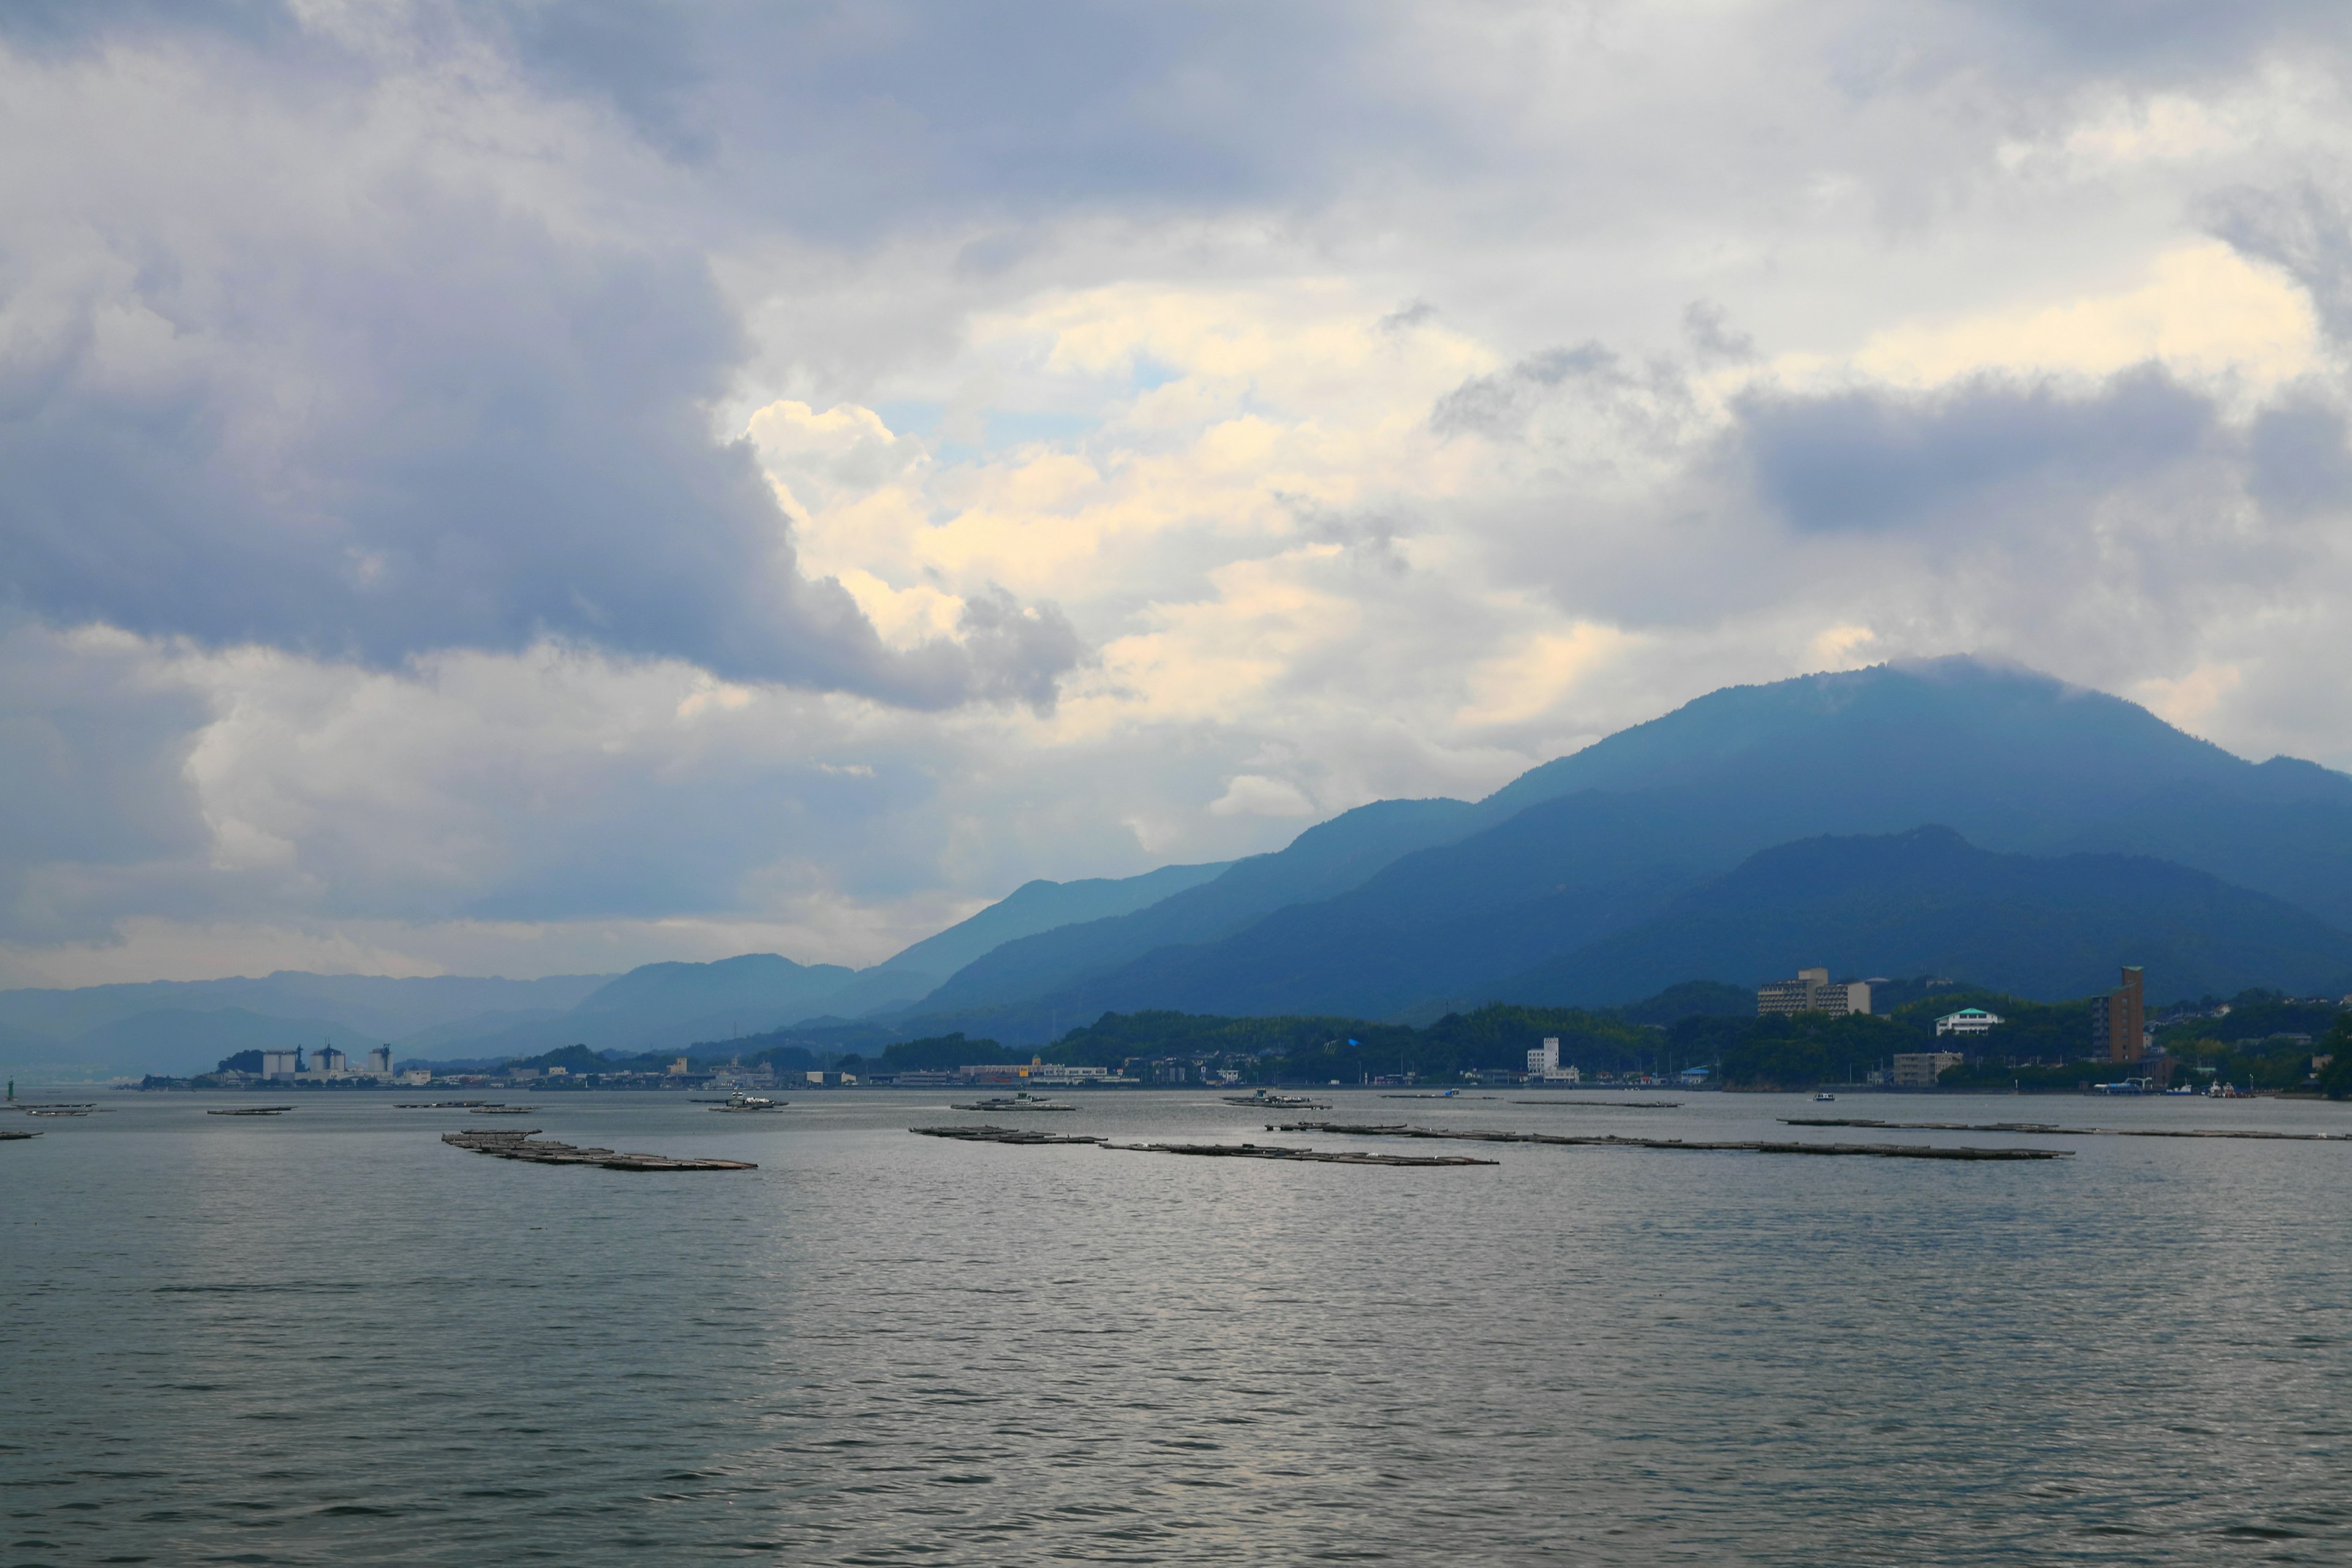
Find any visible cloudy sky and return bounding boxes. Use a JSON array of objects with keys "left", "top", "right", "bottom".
[{"left": 6, "top": 0, "right": 2352, "bottom": 986}]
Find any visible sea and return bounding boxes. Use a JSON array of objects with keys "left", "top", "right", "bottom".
[{"left": 3, "top": 1088, "right": 2347, "bottom": 1565}]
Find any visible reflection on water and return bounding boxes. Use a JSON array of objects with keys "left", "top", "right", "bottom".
[{"left": 4, "top": 1091, "right": 2348, "bottom": 1564}]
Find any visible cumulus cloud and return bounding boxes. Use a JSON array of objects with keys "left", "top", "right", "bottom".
[
  {"left": 8, "top": 1, "right": 2352, "bottom": 985},
  {"left": 0, "top": 13, "right": 1079, "bottom": 710}
]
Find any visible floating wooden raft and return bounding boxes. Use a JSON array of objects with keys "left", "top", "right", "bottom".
[
  {"left": 912, "top": 1124, "right": 1106, "bottom": 1145},
  {"left": 1274, "top": 1121, "right": 2070, "bottom": 1161},
  {"left": 206, "top": 1106, "right": 292, "bottom": 1116},
  {"left": 1, "top": 1128, "right": 40, "bottom": 1140},
  {"left": 1104, "top": 1140, "right": 1496, "bottom": 1167},
  {"left": 440, "top": 1129, "right": 756, "bottom": 1171},
  {"left": 1783, "top": 1117, "right": 2352, "bottom": 1142},
  {"left": 1509, "top": 1099, "right": 1681, "bottom": 1109}
]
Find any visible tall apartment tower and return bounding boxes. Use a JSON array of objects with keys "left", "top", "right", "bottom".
[
  {"left": 2089, "top": 965, "right": 2146, "bottom": 1063},
  {"left": 1757, "top": 968, "right": 1872, "bottom": 1017}
]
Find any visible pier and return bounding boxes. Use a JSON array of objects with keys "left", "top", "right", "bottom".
[
  {"left": 1104, "top": 1140, "right": 1496, "bottom": 1166},
  {"left": 1274, "top": 1121, "right": 2073, "bottom": 1161},
  {"left": 910, "top": 1124, "right": 1496, "bottom": 1164},
  {"left": 913, "top": 1124, "right": 1105, "bottom": 1145},
  {"left": 1782, "top": 1117, "right": 2352, "bottom": 1142},
  {"left": 440, "top": 1129, "right": 756, "bottom": 1171}
]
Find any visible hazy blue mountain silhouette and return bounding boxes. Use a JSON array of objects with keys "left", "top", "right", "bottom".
[
  {"left": 51, "top": 1006, "right": 384, "bottom": 1080},
  {"left": 870, "top": 861, "right": 1232, "bottom": 985},
  {"left": 905, "top": 797, "right": 1480, "bottom": 1014},
  {"left": 428, "top": 952, "right": 866, "bottom": 1060},
  {"left": 893, "top": 658, "right": 2352, "bottom": 1035},
  {"left": 0, "top": 970, "right": 611, "bottom": 1049},
  {"left": 1488, "top": 826, "right": 2352, "bottom": 1004}
]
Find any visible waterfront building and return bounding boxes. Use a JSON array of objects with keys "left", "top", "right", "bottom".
[
  {"left": 2089, "top": 966, "right": 2146, "bottom": 1063},
  {"left": 1757, "top": 968, "right": 1872, "bottom": 1017},
  {"left": 1935, "top": 1008, "right": 2002, "bottom": 1036},
  {"left": 1526, "top": 1037, "right": 1559, "bottom": 1076},
  {"left": 261, "top": 1048, "right": 301, "bottom": 1079},
  {"left": 1891, "top": 1050, "right": 1965, "bottom": 1088}
]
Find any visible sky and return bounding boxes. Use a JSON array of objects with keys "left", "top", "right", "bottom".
[{"left": 6, "top": 0, "right": 2352, "bottom": 987}]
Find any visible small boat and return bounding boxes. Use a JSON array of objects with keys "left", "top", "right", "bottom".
[
  {"left": 950, "top": 1093, "right": 1074, "bottom": 1112},
  {"left": 712, "top": 1093, "right": 790, "bottom": 1112},
  {"left": 1223, "top": 1092, "right": 1330, "bottom": 1109},
  {"left": 1814, "top": 1092, "right": 1836, "bottom": 1102}
]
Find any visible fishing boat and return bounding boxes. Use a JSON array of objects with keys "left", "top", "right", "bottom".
[
  {"left": 1814, "top": 1091, "right": 1836, "bottom": 1102},
  {"left": 1223, "top": 1091, "right": 1331, "bottom": 1109},
  {"left": 713, "top": 1092, "right": 790, "bottom": 1112}
]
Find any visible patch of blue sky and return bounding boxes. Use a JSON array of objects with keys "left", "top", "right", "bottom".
[
  {"left": 874, "top": 403, "right": 1099, "bottom": 456},
  {"left": 874, "top": 401, "right": 945, "bottom": 439},
  {"left": 984, "top": 410, "right": 1099, "bottom": 447}
]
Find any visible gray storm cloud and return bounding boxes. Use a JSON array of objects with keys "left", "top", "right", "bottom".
[
  {"left": 6, "top": 1, "right": 2352, "bottom": 982},
  {"left": 0, "top": 7, "right": 1080, "bottom": 713},
  {"left": 1732, "top": 370, "right": 2220, "bottom": 535}
]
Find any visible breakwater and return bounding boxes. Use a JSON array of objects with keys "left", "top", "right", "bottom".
[
  {"left": 1274, "top": 1121, "right": 2072, "bottom": 1161},
  {"left": 440, "top": 1129, "right": 756, "bottom": 1171},
  {"left": 1784, "top": 1117, "right": 2352, "bottom": 1141}
]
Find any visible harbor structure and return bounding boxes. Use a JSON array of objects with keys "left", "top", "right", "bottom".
[
  {"left": 2089, "top": 966, "right": 2146, "bottom": 1063},
  {"left": 1757, "top": 968, "right": 1872, "bottom": 1018},
  {"left": 962, "top": 1058, "right": 1115, "bottom": 1086}
]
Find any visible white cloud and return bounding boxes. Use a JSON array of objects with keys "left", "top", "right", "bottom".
[
  {"left": 5, "top": 2, "right": 2352, "bottom": 986},
  {"left": 1208, "top": 775, "right": 1317, "bottom": 819}
]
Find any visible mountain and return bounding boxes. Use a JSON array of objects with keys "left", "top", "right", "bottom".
[
  {"left": 873, "top": 861, "right": 1231, "bottom": 982},
  {"left": 908, "top": 797, "right": 1481, "bottom": 1014},
  {"left": 416, "top": 953, "right": 865, "bottom": 1060},
  {"left": 1488, "top": 826, "right": 2352, "bottom": 1005},
  {"left": 50, "top": 1007, "right": 369, "bottom": 1080},
  {"left": 0, "top": 971, "right": 612, "bottom": 1049},
  {"left": 886, "top": 658, "right": 2352, "bottom": 1036},
  {"left": 1472, "top": 655, "right": 2352, "bottom": 925}
]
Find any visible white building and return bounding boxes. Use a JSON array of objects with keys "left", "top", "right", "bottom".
[
  {"left": 1935, "top": 1008, "right": 2002, "bottom": 1037},
  {"left": 1523, "top": 1037, "right": 1580, "bottom": 1084}
]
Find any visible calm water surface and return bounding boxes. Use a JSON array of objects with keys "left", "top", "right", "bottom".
[{"left": 4, "top": 1089, "right": 2348, "bottom": 1564}]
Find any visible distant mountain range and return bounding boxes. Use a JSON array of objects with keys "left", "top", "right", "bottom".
[{"left": 10, "top": 655, "right": 2351, "bottom": 1079}]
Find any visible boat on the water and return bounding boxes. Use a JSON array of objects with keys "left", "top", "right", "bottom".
[
  {"left": 1223, "top": 1092, "right": 1331, "bottom": 1109},
  {"left": 950, "top": 1092, "right": 1074, "bottom": 1112},
  {"left": 1814, "top": 1092, "right": 1837, "bottom": 1102},
  {"left": 713, "top": 1093, "right": 790, "bottom": 1112}
]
